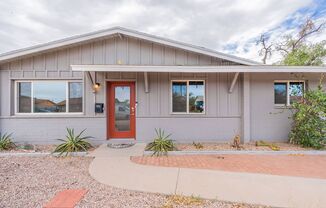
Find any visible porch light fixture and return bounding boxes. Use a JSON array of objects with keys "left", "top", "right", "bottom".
[{"left": 93, "top": 82, "right": 101, "bottom": 93}]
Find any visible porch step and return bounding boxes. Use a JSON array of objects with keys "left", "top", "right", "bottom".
[{"left": 107, "top": 139, "right": 136, "bottom": 149}]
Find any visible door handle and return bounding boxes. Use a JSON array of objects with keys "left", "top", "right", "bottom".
[{"left": 130, "top": 106, "right": 135, "bottom": 116}]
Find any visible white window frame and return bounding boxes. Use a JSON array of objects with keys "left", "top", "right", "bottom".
[
  {"left": 274, "top": 80, "right": 305, "bottom": 107},
  {"left": 170, "top": 80, "right": 206, "bottom": 114},
  {"left": 15, "top": 80, "right": 84, "bottom": 115}
]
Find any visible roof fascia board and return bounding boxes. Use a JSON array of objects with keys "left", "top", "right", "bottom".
[{"left": 71, "top": 65, "right": 326, "bottom": 73}]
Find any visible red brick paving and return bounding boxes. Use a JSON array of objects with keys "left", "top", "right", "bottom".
[
  {"left": 43, "top": 189, "right": 88, "bottom": 208},
  {"left": 131, "top": 154, "right": 326, "bottom": 179}
]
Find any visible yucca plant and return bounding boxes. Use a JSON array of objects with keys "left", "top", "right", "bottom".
[
  {"left": 0, "top": 133, "right": 15, "bottom": 150},
  {"left": 53, "top": 128, "right": 93, "bottom": 156},
  {"left": 145, "top": 128, "right": 176, "bottom": 156}
]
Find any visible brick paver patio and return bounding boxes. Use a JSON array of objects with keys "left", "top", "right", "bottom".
[{"left": 131, "top": 154, "right": 326, "bottom": 179}]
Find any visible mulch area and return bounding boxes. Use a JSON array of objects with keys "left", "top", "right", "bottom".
[
  {"left": 0, "top": 156, "right": 266, "bottom": 208},
  {"left": 131, "top": 154, "right": 326, "bottom": 179}
]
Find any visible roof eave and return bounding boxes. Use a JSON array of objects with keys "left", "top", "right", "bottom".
[{"left": 71, "top": 64, "right": 326, "bottom": 73}]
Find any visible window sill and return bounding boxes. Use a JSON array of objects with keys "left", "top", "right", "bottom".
[
  {"left": 12, "top": 113, "right": 85, "bottom": 118},
  {"left": 274, "top": 105, "right": 294, "bottom": 109},
  {"left": 170, "top": 112, "right": 206, "bottom": 115}
]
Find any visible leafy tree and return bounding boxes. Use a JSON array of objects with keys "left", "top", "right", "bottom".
[
  {"left": 282, "top": 41, "right": 326, "bottom": 66},
  {"left": 258, "top": 18, "right": 326, "bottom": 65}
]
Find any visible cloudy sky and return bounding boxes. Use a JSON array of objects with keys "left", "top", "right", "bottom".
[{"left": 0, "top": 0, "right": 325, "bottom": 64}]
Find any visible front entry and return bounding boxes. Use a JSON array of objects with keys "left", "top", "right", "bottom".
[{"left": 107, "top": 82, "right": 136, "bottom": 139}]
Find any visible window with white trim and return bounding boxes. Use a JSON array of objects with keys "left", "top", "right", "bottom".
[
  {"left": 274, "top": 81, "right": 304, "bottom": 106},
  {"left": 16, "top": 81, "right": 83, "bottom": 114},
  {"left": 171, "top": 80, "right": 205, "bottom": 114}
]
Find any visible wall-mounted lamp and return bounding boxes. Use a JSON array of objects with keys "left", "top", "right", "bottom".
[{"left": 93, "top": 82, "right": 101, "bottom": 93}]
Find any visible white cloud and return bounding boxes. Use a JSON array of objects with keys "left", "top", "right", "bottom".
[{"left": 0, "top": 0, "right": 323, "bottom": 64}]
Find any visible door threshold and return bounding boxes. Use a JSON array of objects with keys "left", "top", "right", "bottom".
[{"left": 107, "top": 139, "right": 136, "bottom": 144}]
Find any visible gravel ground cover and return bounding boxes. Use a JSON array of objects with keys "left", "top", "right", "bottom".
[
  {"left": 1, "top": 144, "right": 99, "bottom": 154},
  {"left": 1, "top": 144, "right": 56, "bottom": 153},
  {"left": 177, "top": 142, "right": 313, "bottom": 151},
  {"left": 0, "top": 156, "right": 267, "bottom": 208}
]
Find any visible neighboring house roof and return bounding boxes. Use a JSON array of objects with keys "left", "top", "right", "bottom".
[
  {"left": 0, "top": 26, "right": 260, "bottom": 65},
  {"left": 34, "top": 98, "right": 56, "bottom": 107}
]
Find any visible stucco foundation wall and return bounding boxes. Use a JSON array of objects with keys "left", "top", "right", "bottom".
[
  {"left": 0, "top": 117, "right": 106, "bottom": 144},
  {"left": 250, "top": 73, "right": 325, "bottom": 142},
  {"left": 136, "top": 117, "right": 241, "bottom": 142}
]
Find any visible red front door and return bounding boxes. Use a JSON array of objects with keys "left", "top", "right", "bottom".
[{"left": 107, "top": 82, "right": 136, "bottom": 139}]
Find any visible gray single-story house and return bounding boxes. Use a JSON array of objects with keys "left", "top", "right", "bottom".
[{"left": 0, "top": 27, "right": 325, "bottom": 144}]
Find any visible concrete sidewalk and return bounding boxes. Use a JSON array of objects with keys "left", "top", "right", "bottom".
[{"left": 89, "top": 144, "right": 326, "bottom": 208}]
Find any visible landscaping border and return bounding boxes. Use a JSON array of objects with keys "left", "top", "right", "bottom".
[
  {"left": 143, "top": 150, "right": 326, "bottom": 156},
  {"left": 0, "top": 152, "right": 89, "bottom": 157}
]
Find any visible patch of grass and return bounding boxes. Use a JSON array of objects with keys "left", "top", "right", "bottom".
[
  {"left": 0, "top": 133, "right": 15, "bottom": 151},
  {"left": 53, "top": 128, "right": 93, "bottom": 156},
  {"left": 255, "top": 140, "right": 280, "bottom": 151},
  {"left": 162, "top": 195, "right": 204, "bottom": 207}
]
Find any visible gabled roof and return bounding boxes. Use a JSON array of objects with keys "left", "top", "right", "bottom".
[{"left": 0, "top": 26, "right": 260, "bottom": 65}]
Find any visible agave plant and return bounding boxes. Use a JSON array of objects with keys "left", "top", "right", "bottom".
[
  {"left": 0, "top": 133, "right": 15, "bottom": 150},
  {"left": 54, "top": 128, "right": 93, "bottom": 156},
  {"left": 145, "top": 128, "right": 176, "bottom": 156}
]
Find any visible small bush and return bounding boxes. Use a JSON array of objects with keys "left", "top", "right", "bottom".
[
  {"left": 164, "top": 195, "right": 204, "bottom": 207},
  {"left": 54, "top": 128, "right": 93, "bottom": 156},
  {"left": 255, "top": 140, "right": 280, "bottom": 151},
  {"left": 231, "top": 135, "right": 242, "bottom": 150},
  {"left": 0, "top": 133, "right": 15, "bottom": 150},
  {"left": 145, "top": 128, "right": 176, "bottom": 156},
  {"left": 289, "top": 79, "right": 326, "bottom": 149},
  {"left": 192, "top": 142, "right": 203, "bottom": 149}
]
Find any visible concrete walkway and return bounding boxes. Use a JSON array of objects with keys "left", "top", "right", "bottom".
[{"left": 89, "top": 144, "right": 326, "bottom": 208}]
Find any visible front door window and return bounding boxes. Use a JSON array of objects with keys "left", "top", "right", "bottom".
[{"left": 114, "top": 86, "right": 131, "bottom": 131}]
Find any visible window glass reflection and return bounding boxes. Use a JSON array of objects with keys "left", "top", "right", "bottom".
[
  {"left": 172, "top": 82, "right": 187, "bottom": 113},
  {"left": 189, "top": 81, "right": 204, "bottom": 113},
  {"left": 274, "top": 83, "right": 287, "bottom": 105},
  {"left": 33, "top": 82, "right": 66, "bottom": 113},
  {"left": 18, "top": 82, "right": 32, "bottom": 113},
  {"left": 69, "top": 82, "right": 83, "bottom": 112},
  {"left": 115, "top": 86, "right": 130, "bottom": 131}
]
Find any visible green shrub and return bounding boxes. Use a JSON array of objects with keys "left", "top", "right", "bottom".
[
  {"left": 54, "top": 128, "right": 93, "bottom": 156},
  {"left": 289, "top": 79, "right": 326, "bottom": 149},
  {"left": 145, "top": 128, "right": 176, "bottom": 156},
  {"left": 0, "top": 133, "right": 15, "bottom": 150}
]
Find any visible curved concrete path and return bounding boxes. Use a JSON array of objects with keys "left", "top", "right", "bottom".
[{"left": 89, "top": 144, "right": 326, "bottom": 208}]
